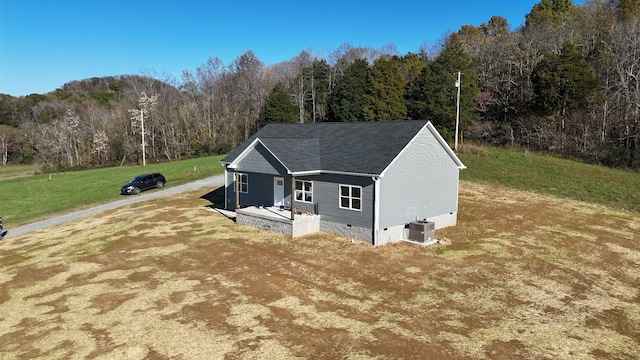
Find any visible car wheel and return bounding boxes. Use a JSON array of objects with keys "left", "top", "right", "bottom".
[
  {"left": 156, "top": 181, "right": 165, "bottom": 188},
  {"left": 132, "top": 187, "right": 141, "bottom": 195}
]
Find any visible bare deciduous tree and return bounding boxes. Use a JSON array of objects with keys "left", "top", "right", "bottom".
[{"left": 128, "top": 92, "right": 158, "bottom": 166}]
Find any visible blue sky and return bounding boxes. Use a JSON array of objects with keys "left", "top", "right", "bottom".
[{"left": 0, "top": 0, "right": 584, "bottom": 97}]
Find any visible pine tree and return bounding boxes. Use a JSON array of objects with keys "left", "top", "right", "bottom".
[
  {"left": 531, "top": 41, "right": 597, "bottom": 118},
  {"left": 259, "top": 83, "right": 299, "bottom": 126},
  {"left": 363, "top": 57, "right": 407, "bottom": 121},
  {"left": 424, "top": 38, "right": 480, "bottom": 139},
  {"left": 328, "top": 59, "right": 369, "bottom": 122}
]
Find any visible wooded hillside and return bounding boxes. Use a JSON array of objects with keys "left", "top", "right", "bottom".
[{"left": 1, "top": 0, "right": 639, "bottom": 170}]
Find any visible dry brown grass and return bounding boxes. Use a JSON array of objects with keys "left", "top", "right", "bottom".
[{"left": 1, "top": 181, "right": 639, "bottom": 359}]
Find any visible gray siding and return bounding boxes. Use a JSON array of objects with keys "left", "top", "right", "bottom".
[
  {"left": 378, "top": 126, "right": 460, "bottom": 228},
  {"left": 228, "top": 173, "right": 374, "bottom": 230},
  {"left": 225, "top": 169, "right": 235, "bottom": 210},
  {"left": 226, "top": 170, "right": 276, "bottom": 210},
  {"left": 305, "top": 174, "right": 374, "bottom": 229},
  {"left": 235, "top": 143, "right": 288, "bottom": 175}
]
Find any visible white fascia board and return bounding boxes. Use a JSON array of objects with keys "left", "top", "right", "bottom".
[
  {"left": 425, "top": 121, "right": 467, "bottom": 170},
  {"left": 379, "top": 123, "right": 424, "bottom": 178},
  {"left": 227, "top": 138, "right": 292, "bottom": 174},
  {"left": 378, "top": 121, "right": 466, "bottom": 177}
]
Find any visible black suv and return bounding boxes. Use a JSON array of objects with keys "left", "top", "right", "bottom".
[{"left": 120, "top": 173, "right": 166, "bottom": 195}]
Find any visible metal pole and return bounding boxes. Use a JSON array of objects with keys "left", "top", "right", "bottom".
[{"left": 455, "top": 71, "right": 461, "bottom": 152}]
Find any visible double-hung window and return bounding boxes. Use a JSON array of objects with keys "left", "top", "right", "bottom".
[
  {"left": 295, "top": 180, "right": 313, "bottom": 203},
  {"left": 339, "top": 185, "right": 361, "bottom": 211},
  {"left": 238, "top": 173, "right": 248, "bottom": 193}
]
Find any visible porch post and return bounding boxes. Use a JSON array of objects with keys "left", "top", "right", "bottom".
[
  {"left": 290, "top": 175, "right": 295, "bottom": 220},
  {"left": 235, "top": 170, "right": 240, "bottom": 210}
]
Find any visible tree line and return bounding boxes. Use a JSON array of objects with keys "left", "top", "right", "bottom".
[{"left": 0, "top": 0, "right": 639, "bottom": 170}]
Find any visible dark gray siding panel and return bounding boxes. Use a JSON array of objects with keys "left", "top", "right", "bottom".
[
  {"left": 246, "top": 172, "right": 276, "bottom": 206},
  {"left": 225, "top": 168, "right": 236, "bottom": 210},
  {"left": 226, "top": 170, "right": 276, "bottom": 209},
  {"left": 309, "top": 174, "right": 374, "bottom": 229},
  {"left": 379, "top": 126, "right": 460, "bottom": 228},
  {"left": 236, "top": 143, "right": 288, "bottom": 175}
]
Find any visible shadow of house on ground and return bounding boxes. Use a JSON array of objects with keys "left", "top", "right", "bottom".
[
  {"left": 200, "top": 186, "right": 236, "bottom": 221},
  {"left": 200, "top": 186, "right": 225, "bottom": 208}
]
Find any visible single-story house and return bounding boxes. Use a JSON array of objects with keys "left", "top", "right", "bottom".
[{"left": 219, "top": 120, "right": 466, "bottom": 246}]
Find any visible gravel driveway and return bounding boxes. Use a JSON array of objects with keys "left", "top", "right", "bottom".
[{"left": 6, "top": 174, "right": 225, "bottom": 238}]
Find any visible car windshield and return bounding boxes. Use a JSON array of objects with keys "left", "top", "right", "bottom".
[{"left": 131, "top": 176, "right": 146, "bottom": 182}]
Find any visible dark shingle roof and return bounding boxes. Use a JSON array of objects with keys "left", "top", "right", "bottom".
[{"left": 221, "top": 120, "right": 430, "bottom": 175}]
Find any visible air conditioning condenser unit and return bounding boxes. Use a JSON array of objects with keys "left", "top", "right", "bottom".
[{"left": 408, "top": 220, "right": 435, "bottom": 242}]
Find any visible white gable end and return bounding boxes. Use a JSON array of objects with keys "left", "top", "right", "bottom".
[{"left": 377, "top": 122, "right": 462, "bottom": 232}]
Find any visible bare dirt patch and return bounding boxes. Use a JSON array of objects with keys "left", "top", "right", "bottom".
[{"left": 1, "top": 181, "right": 639, "bottom": 359}]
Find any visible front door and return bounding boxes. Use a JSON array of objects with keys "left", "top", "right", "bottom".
[{"left": 273, "top": 177, "right": 284, "bottom": 207}]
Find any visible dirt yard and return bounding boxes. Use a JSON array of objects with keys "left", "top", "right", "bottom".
[{"left": 0, "top": 181, "right": 638, "bottom": 359}]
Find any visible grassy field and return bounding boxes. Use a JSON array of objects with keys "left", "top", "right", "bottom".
[
  {"left": 1, "top": 148, "right": 639, "bottom": 228},
  {"left": 0, "top": 156, "right": 225, "bottom": 226},
  {"left": 1, "top": 148, "right": 639, "bottom": 358},
  {"left": 0, "top": 178, "right": 638, "bottom": 359},
  {"left": 458, "top": 145, "right": 640, "bottom": 213}
]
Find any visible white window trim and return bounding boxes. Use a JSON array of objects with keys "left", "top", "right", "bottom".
[
  {"left": 295, "top": 180, "right": 313, "bottom": 203},
  {"left": 238, "top": 173, "right": 248, "bottom": 193},
  {"left": 339, "top": 184, "right": 362, "bottom": 211}
]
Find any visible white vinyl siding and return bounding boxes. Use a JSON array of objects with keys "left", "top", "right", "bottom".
[
  {"left": 378, "top": 126, "right": 460, "bottom": 228},
  {"left": 295, "top": 180, "right": 313, "bottom": 203}
]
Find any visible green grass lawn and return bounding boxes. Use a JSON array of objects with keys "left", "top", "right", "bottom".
[
  {"left": 0, "top": 156, "right": 225, "bottom": 226},
  {"left": 1, "top": 147, "right": 638, "bottom": 228},
  {"left": 458, "top": 146, "right": 640, "bottom": 213}
]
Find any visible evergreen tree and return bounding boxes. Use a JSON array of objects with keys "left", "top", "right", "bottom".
[
  {"left": 424, "top": 38, "right": 480, "bottom": 139},
  {"left": 363, "top": 57, "right": 407, "bottom": 121},
  {"left": 328, "top": 59, "right": 369, "bottom": 122},
  {"left": 259, "top": 83, "right": 299, "bottom": 126},
  {"left": 406, "top": 64, "right": 433, "bottom": 120},
  {"left": 396, "top": 52, "right": 429, "bottom": 89},
  {"left": 531, "top": 41, "right": 597, "bottom": 117}
]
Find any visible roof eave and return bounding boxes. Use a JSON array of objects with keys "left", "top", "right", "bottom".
[
  {"left": 291, "top": 169, "right": 381, "bottom": 178},
  {"left": 226, "top": 138, "right": 292, "bottom": 174},
  {"left": 426, "top": 121, "right": 466, "bottom": 169}
]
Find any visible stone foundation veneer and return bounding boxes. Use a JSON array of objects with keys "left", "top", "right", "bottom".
[
  {"left": 236, "top": 210, "right": 457, "bottom": 246},
  {"left": 320, "top": 220, "right": 373, "bottom": 244},
  {"left": 236, "top": 211, "right": 320, "bottom": 238}
]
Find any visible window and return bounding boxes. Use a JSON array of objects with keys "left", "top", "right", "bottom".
[
  {"left": 295, "top": 180, "right": 313, "bottom": 203},
  {"left": 339, "top": 185, "right": 361, "bottom": 211},
  {"left": 238, "top": 173, "right": 248, "bottom": 193}
]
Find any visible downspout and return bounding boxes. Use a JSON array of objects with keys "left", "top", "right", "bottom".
[
  {"left": 235, "top": 170, "right": 240, "bottom": 210},
  {"left": 290, "top": 175, "right": 295, "bottom": 221},
  {"left": 373, "top": 176, "right": 380, "bottom": 247}
]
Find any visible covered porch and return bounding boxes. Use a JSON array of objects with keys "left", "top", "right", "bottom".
[{"left": 236, "top": 206, "right": 321, "bottom": 238}]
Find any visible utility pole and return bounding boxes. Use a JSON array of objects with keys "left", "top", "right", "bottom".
[
  {"left": 454, "top": 71, "right": 461, "bottom": 152},
  {"left": 128, "top": 92, "right": 156, "bottom": 167},
  {"left": 141, "top": 109, "right": 146, "bottom": 167}
]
